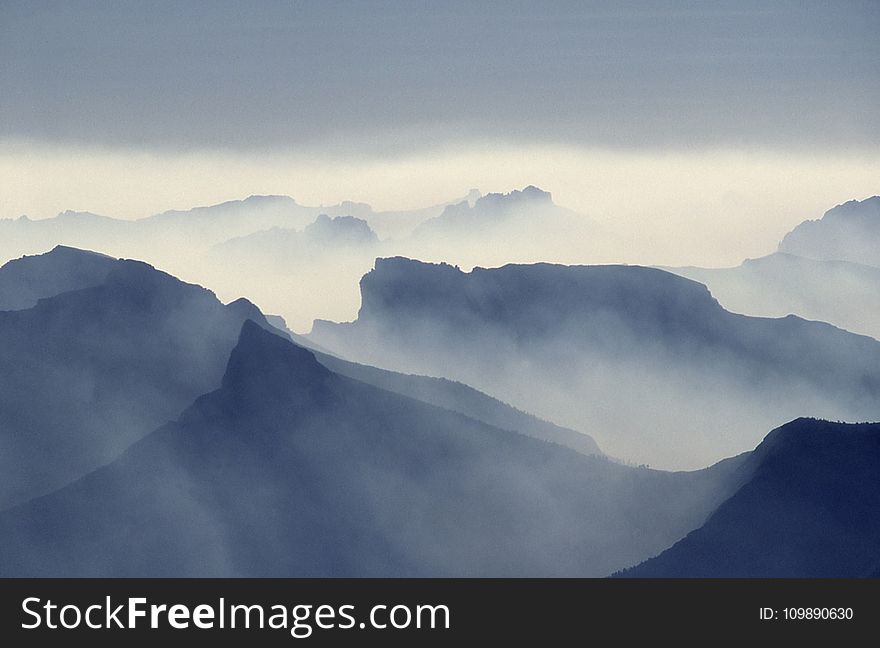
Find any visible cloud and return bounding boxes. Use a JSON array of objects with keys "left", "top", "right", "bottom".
[{"left": 1, "top": 1, "right": 878, "bottom": 152}]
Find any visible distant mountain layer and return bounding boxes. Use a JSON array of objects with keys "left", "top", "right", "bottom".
[
  {"left": 778, "top": 196, "right": 880, "bottom": 267},
  {"left": 413, "top": 185, "right": 557, "bottom": 238},
  {"left": 212, "top": 214, "right": 380, "bottom": 267},
  {"left": 0, "top": 322, "right": 746, "bottom": 577},
  {"left": 666, "top": 252, "right": 880, "bottom": 340},
  {"left": 310, "top": 257, "right": 880, "bottom": 468},
  {"left": 0, "top": 247, "right": 273, "bottom": 510},
  {"left": 404, "top": 186, "right": 601, "bottom": 268},
  {"left": 618, "top": 419, "right": 880, "bottom": 577},
  {"left": 0, "top": 191, "right": 482, "bottom": 264}
]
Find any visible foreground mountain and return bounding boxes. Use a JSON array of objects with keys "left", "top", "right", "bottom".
[
  {"left": 0, "top": 245, "right": 117, "bottom": 311},
  {"left": 619, "top": 419, "right": 880, "bottom": 577},
  {"left": 0, "top": 322, "right": 746, "bottom": 577},
  {"left": 0, "top": 247, "right": 273, "bottom": 510},
  {"left": 310, "top": 258, "right": 880, "bottom": 468},
  {"left": 778, "top": 196, "right": 880, "bottom": 267},
  {"left": 666, "top": 252, "right": 880, "bottom": 340}
]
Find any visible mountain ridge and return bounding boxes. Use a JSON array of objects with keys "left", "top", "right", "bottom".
[
  {"left": 0, "top": 321, "right": 748, "bottom": 577},
  {"left": 310, "top": 257, "right": 880, "bottom": 467},
  {"left": 617, "top": 418, "right": 880, "bottom": 577}
]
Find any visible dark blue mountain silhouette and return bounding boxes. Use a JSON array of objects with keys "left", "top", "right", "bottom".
[
  {"left": 778, "top": 196, "right": 880, "bottom": 267},
  {"left": 0, "top": 322, "right": 747, "bottom": 577},
  {"left": 617, "top": 419, "right": 880, "bottom": 577},
  {"left": 0, "top": 247, "right": 274, "bottom": 510},
  {"left": 310, "top": 258, "right": 880, "bottom": 467},
  {"left": 0, "top": 245, "right": 117, "bottom": 311}
]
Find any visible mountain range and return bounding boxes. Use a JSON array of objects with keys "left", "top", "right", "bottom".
[
  {"left": 400, "top": 185, "right": 608, "bottom": 269},
  {"left": 0, "top": 246, "right": 274, "bottom": 510},
  {"left": 0, "top": 320, "right": 748, "bottom": 577},
  {"left": 1, "top": 189, "right": 879, "bottom": 578},
  {"left": 0, "top": 190, "right": 485, "bottom": 265},
  {"left": 310, "top": 257, "right": 880, "bottom": 468},
  {"left": 666, "top": 252, "right": 880, "bottom": 341}
]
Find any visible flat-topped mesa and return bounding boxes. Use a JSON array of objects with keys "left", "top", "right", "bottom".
[{"left": 355, "top": 257, "right": 724, "bottom": 338}]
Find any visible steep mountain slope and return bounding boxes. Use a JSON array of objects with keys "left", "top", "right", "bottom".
[
  {"left": 310, "top": 258, "right": 880, "bottom": 468},
  {"left": 0, "top": 248, "right": 273, "bottom": 510},
  {"left": 266, "top": 305, "right": 602, "bottom": 456},
  {"left": 312, "top": 348, "right": 602, "bottom": 457},
  {"left": 619, "top": 419, "right": 880, "bottom": 577},
  {"left": 0, "top": 322, "right": 746, "bottom": 577},
  {"left": 778, "top": 196, "right": 880, "bottom": 267},
  {"left": 666, "top": 252, "right": 880, "bottom": 340}
]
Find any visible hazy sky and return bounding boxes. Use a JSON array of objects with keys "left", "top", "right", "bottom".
[
  {"left": 1, "top": 1, "right": 878, "bottom": 263},
  {"left": 3, "top": 0, "right": 878, "bottom": 151}
]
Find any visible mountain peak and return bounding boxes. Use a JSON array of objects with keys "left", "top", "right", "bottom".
[
  {"left": 619, "top": 418, "right": 880, "bottom": 577},
  {"left": 304, "top": 214, "right": 378, "bottom": 244},
  {"left": 225, "top": 297, "right": 267, "bottom": 323},
  {"left": 242, "top": 194, "right": 297, "bottom": 205},
  {"left": 777, "top": 195, "right": 880, "bottom": 266},
  {"left": 823, "top": 195, "right": 880, "bottom": 221},
  {"left": 220, "top": 320, "right": 331, "bottom": 404},
  {"left": 750, "top": 417, "right": 879, "bottom": 466},
  {"left": 474, "top": 185, "right": 553, "bottom": 209},
  {"left": 47, "top": 244, "right": 114, "bottom": 259},
  {"left": 0, "top": 246, "right": 121, "bottom": 311},
  {"left": 416, "top": 185, "right": 558, "bottom": 237}
]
